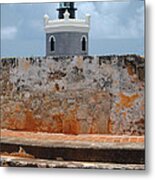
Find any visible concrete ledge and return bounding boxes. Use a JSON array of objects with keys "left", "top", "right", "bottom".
[
  {"left": 1, "top": 129, "right": 144, "bottom": 150},
  {"left": 1, "top": 130, "right": 145, "bottom": 165},
  {"left": 1, "top": 137, "right": 144, "bottom": 150},
  {"left": 0, "top": 156, "right": 145, "bottom": 170}
]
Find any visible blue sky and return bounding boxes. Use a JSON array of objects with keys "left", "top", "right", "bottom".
[{"left": 1, "top": 0, "right": 144, "bottom": 57}]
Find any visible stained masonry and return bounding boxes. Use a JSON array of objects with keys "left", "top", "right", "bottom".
[{"left": 0, "top": 55, "right": 145, "bottom": 135}]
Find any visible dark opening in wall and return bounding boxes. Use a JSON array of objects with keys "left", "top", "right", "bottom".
[
  {"left": 51, "top": 38, "right": 54, "bottom": 51},
  {"left": 50, "top": 36, "right": 55, "bottom": 52},
  {"left": 82, "top": 37, "right": 86, "bottom": 51}
]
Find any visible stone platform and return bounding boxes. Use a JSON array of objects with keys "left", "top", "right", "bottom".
[{"left": 0, "top": 129, "right": 145, "bottom": 169}]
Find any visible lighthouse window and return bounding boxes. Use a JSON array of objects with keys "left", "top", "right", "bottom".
[
  {"left": 81, "top": 36, "right": 87, "bottom": 51},
  {"left": 50, "top": 38, "right": 54, "bottom": 51},
  {"left": 64, "top": 2, "right": 70, "bottom": 8},
  {"left": 49, "top": 36, "right": 56, "bottom": 52}
]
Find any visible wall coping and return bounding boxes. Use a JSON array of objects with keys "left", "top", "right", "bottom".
[{"left": 44, "top": 13, "right": 91, "bottom": 33}]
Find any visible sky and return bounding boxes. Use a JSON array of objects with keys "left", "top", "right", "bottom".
[{"left": 1, "top": 0, "right": 144, "bottom": 57}]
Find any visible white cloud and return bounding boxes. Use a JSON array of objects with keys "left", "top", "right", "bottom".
[
  {"left": 78, "top": 1, "right": 144, "bottom": 39},
  {"left": 127, "top": 6, "right": 144, "bottom": 38},
  {"left": 1, "top": 26, "right": 17, "bottom": 40}
]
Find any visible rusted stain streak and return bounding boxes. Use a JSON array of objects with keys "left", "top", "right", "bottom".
[{"left": 63, "top": 108, "right": 80, "bottom": 135}]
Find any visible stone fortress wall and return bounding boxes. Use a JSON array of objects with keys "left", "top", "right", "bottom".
[{"left": 0, "top": 55, "right": 145, "bottom": 135}]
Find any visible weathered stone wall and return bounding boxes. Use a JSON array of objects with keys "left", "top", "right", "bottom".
[{"left": 0, "top": 55, "right": 145, "bottom": 135}]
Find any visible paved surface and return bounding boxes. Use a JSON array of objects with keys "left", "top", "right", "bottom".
[{"left": 0, "top": 155, "right": 145, "bottom": 170}]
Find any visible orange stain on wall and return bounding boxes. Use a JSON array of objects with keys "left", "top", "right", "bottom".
[{"left": 117, "top": 93, "right": 139, "bottom": 109}]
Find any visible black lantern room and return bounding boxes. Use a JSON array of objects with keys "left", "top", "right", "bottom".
[{"left": 57, "top": 2, "right": 77, "bottom": 19}]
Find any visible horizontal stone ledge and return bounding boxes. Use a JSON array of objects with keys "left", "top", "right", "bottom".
[
  {"left": 1, "top": 129, "right": 144, "bottom": 150},
  {"left": 1, "top": 142, "right": 144, "bottom": 164},
  {"left": 1, "top": 130, "right": 145, "bottom": 164},
  {"left": 0, "top": 155, "right": 145, "bottom": 169},
  {"left": 1, "top": 137, "right": 144, "bottom": 150}
]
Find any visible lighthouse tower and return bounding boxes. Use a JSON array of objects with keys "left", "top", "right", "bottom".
[{"left": 44, "top": 2, "right": 91, "bottom": 56}]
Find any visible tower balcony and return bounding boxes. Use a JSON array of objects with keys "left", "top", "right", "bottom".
[{"left": 44, "top": 10, "right": 90, "bottom": 33}]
